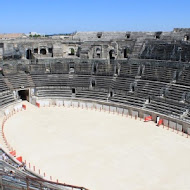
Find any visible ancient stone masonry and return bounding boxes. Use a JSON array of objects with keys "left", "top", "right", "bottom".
[{"left": 0, "top": 28, "right": 189, "bottom": 64}]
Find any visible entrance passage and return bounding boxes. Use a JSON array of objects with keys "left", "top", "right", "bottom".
[
  {"left": 18, "top": 90, "right": 29, "bottom": 101},
  {"left": 26, "top": 49, "right": 32, "bottom": 59}
]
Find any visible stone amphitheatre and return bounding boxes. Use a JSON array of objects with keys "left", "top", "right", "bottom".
[{"left": 0, "top": 29, "right": 190, "bottom": 190}]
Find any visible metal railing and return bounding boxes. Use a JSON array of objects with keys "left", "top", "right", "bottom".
[{"left": 0, "top": 160, "right": 89, "bottom": 190}]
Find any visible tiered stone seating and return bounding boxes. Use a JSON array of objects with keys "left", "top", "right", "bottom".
[
  {"left": 165, "top": 84, "right": 190, "bottom": 102},
  {"left": 141, "top": 64, "right": 177, "bottom": 82},
  {"left": 135, "top": 80, "right": 167, "bottom": 97},
  {"left": 183, "top": 111, "right": 190, "bottom": 122},
  {"left": 36, "top": 87, "right": 72, "bottom": 98},
  {"left": 96, "top": 62, "right": 114, "bottom": 76},
  {"left": 112, "top": 77, "right": 135, "bottom": 93},
  {"left": 31, "top": 74, "right": 69, "bottom": 87},
  {"left": 140, "top": 42, "right": 190, "bottom": 62},
  {"left": 110, "top": 93, "right": 146, "bottom": 108},
  {"left": 70, "top": 75, "right": 91, "bottom": 88},
  {"left": 0, "top": 149, "right": 73, "bottom": 190},
  {"left": 0, "top": 76, "right": 9, "bottom": 92},
  {"left": 5, "top": 73, "right": 34, "bottom": 89},
  {"left": 30, "top": 64, "right": 46, "bottom": 74},
  {"left": 94, "top": 76, "right": 112, "bottom": 89},
  {"left": 0, "top": 91, "right": 15, "bottom": 107},
  {"left": 75, "top": 62, "right": 92, "bottom": 75},
  {"left": 76, "top": 89, "right": 108, "bottom": 101},
  {"left": 50, "top": 62, "right": 69, "bottom": 74},
  {"left": 145, "top": 97, "right": 187, "bottom": 118},
  {"left": 177, "top": 67, "right": 190, "bottom": 86},
  {"left": 119, "top": 62, "right": 140, "bottom": 78}
]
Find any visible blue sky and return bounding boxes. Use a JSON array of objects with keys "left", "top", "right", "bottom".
[{"left": 1, "top": 0, "right": 189, "bottom": 34}]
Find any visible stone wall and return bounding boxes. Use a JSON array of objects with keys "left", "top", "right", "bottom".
[{"left": 0, "top": 28, "right": 190, "bottom": 62}]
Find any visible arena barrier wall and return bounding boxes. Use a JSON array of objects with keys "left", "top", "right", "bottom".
[
  {"left": 80, "top": 102, "right": 86, "bottom": 109},
  {"left": 95, "top": 104, "right": 102, "bottom": 110},
  {"left": 103, "top": 105, "right": 109, "bottom": 112},
  {"left": 117, "top": 108, "right": 123, "bottom": 114},
  {"left": 72, "top": 101, "right": 79, "bottom": 108},
  {"left": 14, "top": 104, "right": 22, "bottom": 112},
  {"left": 169, "top": 121, "right": 177, "bottom": 130},
  {"left": 163, "top": 119, "right": 169, "bottom": 127},
  {"left": 4, "top": 109, "right": 10, "bottom": 116},
  {"left": 86, "top": 102, "right": 93, "bottom": 109},
  {"left": 64, "top": 100, "right": 71, "bottom": 107},
  {"left": 177, "top": 123, "right": 183, "bottom": 132},
  {"left": 123, "top": 109, "right": 129, "bottom": 115},
  {"left": 110, "top": 106, "right": 116, "bottom": 113},
  {"left": 56, "top": 100, "right": 63, "bottom": 106},
  {"left": 31, "top": 97, "right": 190, "bottom": 133},
  {"left": 132, "top": 111, "right": 138, "bottom": 118},
  {"left": 188, "top": 128, "right": 190, "bottom": 135},
  {"left": 36, "top": 100, "right": 50, "bottom": 107}
]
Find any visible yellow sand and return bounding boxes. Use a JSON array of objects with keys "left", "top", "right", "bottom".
[{"left": 4, "top": 102, "right": 190, "bottom": 190}]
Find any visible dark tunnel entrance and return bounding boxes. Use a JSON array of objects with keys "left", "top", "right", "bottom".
[{"left": 18, "top": 89, "right": 29, "bottom": 101}]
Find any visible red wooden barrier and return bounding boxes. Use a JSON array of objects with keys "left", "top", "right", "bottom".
[
  {"left": 158, "top": 119, "right": 163, "bottom": 126},
  {"left": 144, "top": 116, "right": 152, "bottom": 122},
  {"left": 10, "top": 150, "right": 16, "bottom": 157},
  {"left": 22, "top": 104, "right": 26, "bottom": 110},
  {"left": 16, "top": 156, "right": 22, "bottom": 163}
]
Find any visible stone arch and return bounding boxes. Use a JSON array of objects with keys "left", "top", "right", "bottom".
[
  {"left": 40, "top": 48, "right": 47, "bottom": 55},
  {"left": 69, "top": 48, "right": 75, "bottom": 55}
]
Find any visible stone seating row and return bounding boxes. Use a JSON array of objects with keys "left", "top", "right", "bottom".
[{"left": 0, "top": 91, "right": 15, "bottom": 107}]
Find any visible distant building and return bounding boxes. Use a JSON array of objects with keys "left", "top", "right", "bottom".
[
  {"left": 28, "top": 32, "right": 45, "bottom": 37},
  {"left": 29, "top": 32, "right": 38, "bottom": 36},
  {"left": 0, "top": 33, "right": 25, "bottom": 39}
]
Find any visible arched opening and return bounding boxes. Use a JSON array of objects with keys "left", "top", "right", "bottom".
[
  {"left": 184, "top": 35, "right": 189, "bottom": 41},
  {"left": 18, "top": 89, "right": 29, "bottom": 101},
  {"left": 155, "top": 35, "right": 160, "bottom": 39},
  {"left": 72, "top": 88, "right": 76, "bottom": 94},
  {"left": 69, "top": 63, "right": 75, "bottom": 73},
  {"left": 124, "top": 48, "right": 128, "bottom": 58},
  {"left": 48, "top": 48, "right": 53, "bottom": 53},
  {"left": 69, "top": 48, "right": 75, "bottom": 55},
  {"left": 155, "top": 32, "right": 162, "bottom": 40},
  {"left": 96, "top": 48, "right": 101, "bottom": 58},
  {"left": 97, "top": 32, "right": 102, "bottom": 38},
  {"left": 148, "top": 96, "right": 151, "bottom": 103},
  {"left": 91, "top": 80, "right": 96, "bottom": 87},
  {"left": 34, "top": 48, "right": 38, "bottom": 54},
  {"left": 115, "top": 68, "right": 119, "bottom": 75},
  {"left": 26, "top": 49, "right": 32, "bottom": 59},
  {"left": 126, "top": 34, "right": 130, "bottom": 39},
  {"left": 93, "top": 64, "right": 97, "bottom": 74},
  {"left": 109, "top": 50, "right": 115, "bottom": 60},
  {"left": 40, "top": 49, "right": 47, "bottom": 55}
]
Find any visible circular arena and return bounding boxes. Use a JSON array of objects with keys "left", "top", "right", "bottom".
[
  {"left": 0, "top": 29, "right": 190, "bottom": 189},
  {"left": 3, "top": 102, "right": 190, "bottom": 190}
]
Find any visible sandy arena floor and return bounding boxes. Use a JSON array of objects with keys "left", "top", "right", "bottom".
[{"left": 3, "top": 101, "right": 190, "bottom": 190}]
